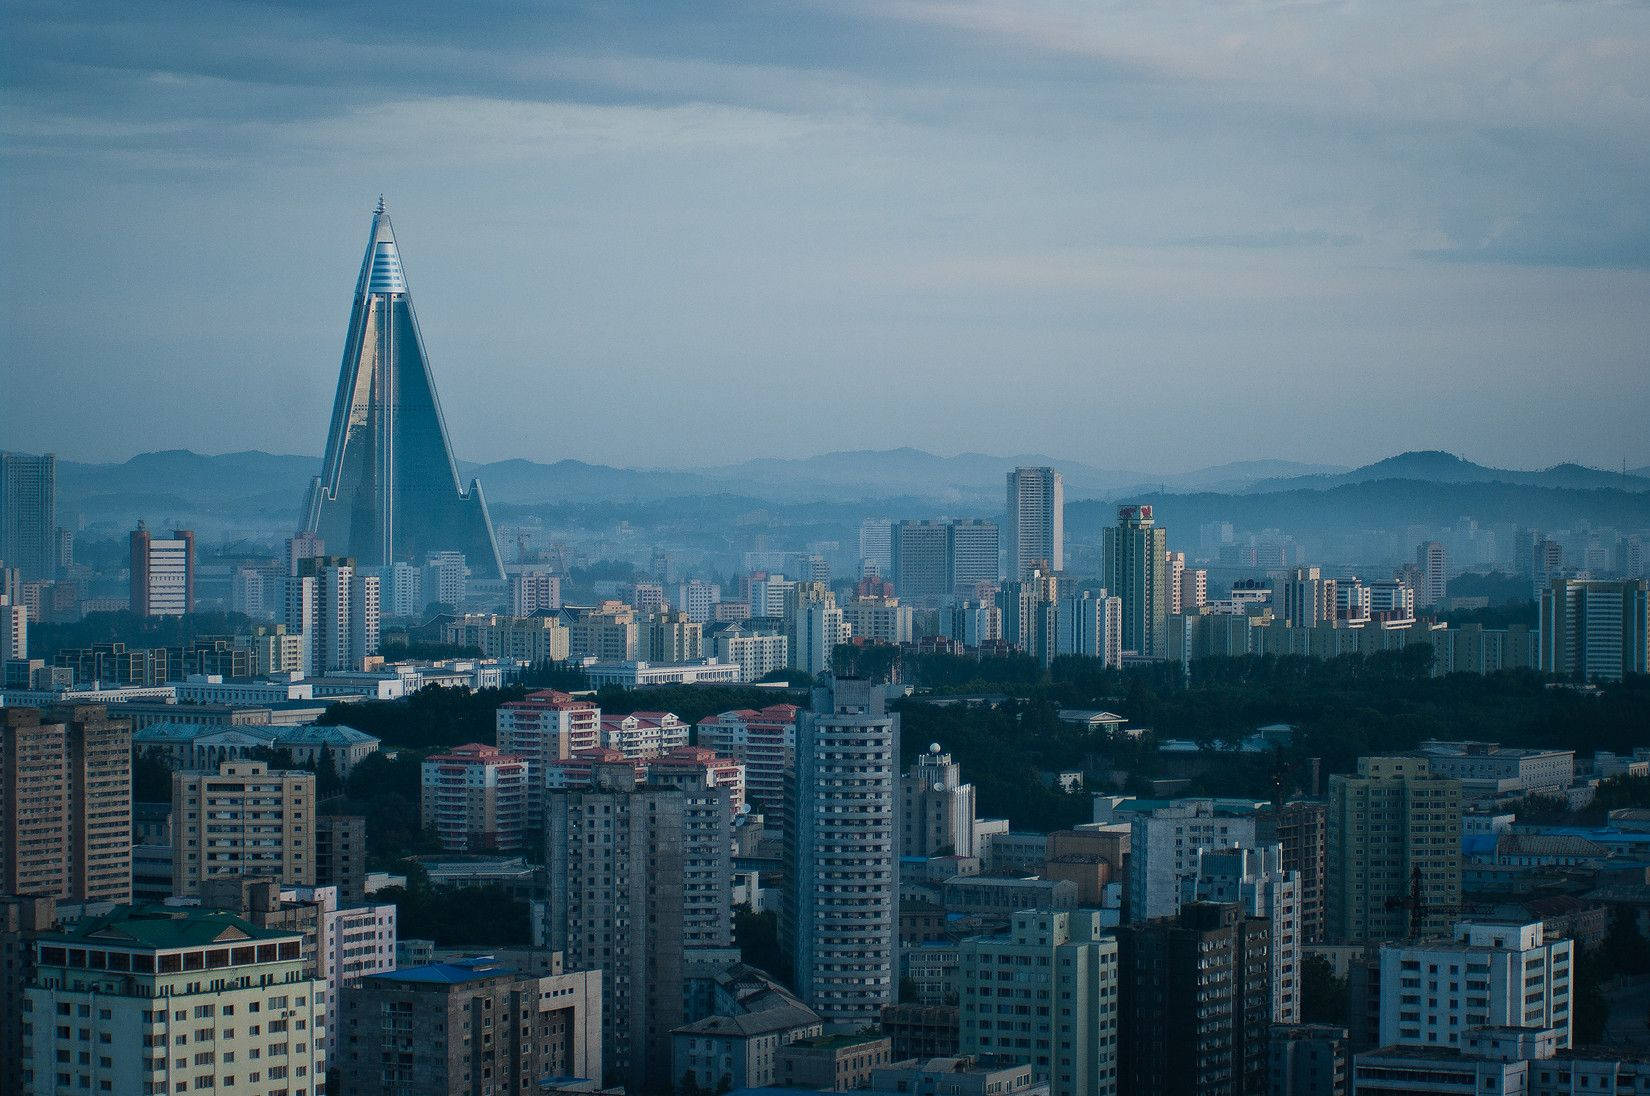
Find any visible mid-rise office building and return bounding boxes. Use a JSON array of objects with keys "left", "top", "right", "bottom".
[
  {"left": 1007, "top": 467, "right": 1064, "bottom": 578},
  {"left": 784, "top": 677, "right": 898, "bottom": 1026},
  {"left": 1326, "top": 756, "right": 1462, "bottom": 944},
  {"left": 172, "top": 759, "right": 315, "bottom": 894},
  {"left": 24, "top": 906, "right": 325, "bottom": 1096},
  {"left": 0, "top": 706, "right": 131, "bottom": 903},
  {"left": 958, "top": 909, "right": 1119, "bottom": 1096},
  {"left": 1116, "top": 902, "right": 1270, "bottom": 1096},
  {"left": 545, "top": 757, "right": 727, "bottom": 1090},
  {"left": 1102, "top": 505, "right": 1169, "bottom": 656},
  {"left": 1538, "top": 577, "right": 1649, "bottom": 681},
  {"left": 900, "top": 743, "right": 978, "bottom": 858},
  {"left": 420, "top": 743, "right": 529, "bottom": 852},
  {"left": 0, "top": 451, "right": 56, "bottom": 581},
  {"left": 128, "top": 523, "right": 194, "bottom": 617},
  {"left": 894, "top": 521, "right": 954, "bottom": 603},
  {"left": 338, "top": 955, "right": 602, "bottom": 1096},
  {"left": 1376, "top": 919, "right": 1572, "bottom": 1050}
]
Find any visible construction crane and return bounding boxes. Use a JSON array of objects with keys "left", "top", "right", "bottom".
[{"left": 1384, "top": 864, "right": 1462, "bottom": 941}]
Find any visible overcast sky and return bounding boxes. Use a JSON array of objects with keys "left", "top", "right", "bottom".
[{"left": 3, "top": 0, "right": 1648, "bottom": 472}]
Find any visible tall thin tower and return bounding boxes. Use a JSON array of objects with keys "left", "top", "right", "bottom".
[
  {"left": 301, "top": 200, "right": 505, "bottom": 581},
  {"left": 1007, "top": 466, "right": 1063, "bottom": 578}
]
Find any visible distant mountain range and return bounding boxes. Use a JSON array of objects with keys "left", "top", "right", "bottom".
[{"left": 42, "top": 447, "right": 1650, "bottom": 539}]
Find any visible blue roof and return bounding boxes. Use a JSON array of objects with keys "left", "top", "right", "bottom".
[
  {"left": 273, "top": 723, "right": 378, "bottom": 747},
  {"left": 373, "top": 957, "right": 517, "bottom": 984},
  {"left": 133, "top": 721, "right": 213, "bottom": 743}
]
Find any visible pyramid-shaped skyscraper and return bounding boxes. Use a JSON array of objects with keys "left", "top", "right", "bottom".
[{"left": 301, "top": 201, "right": 505, "bottom": 582}]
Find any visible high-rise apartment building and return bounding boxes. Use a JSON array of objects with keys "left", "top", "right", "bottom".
[
  {"left": 508, "top": 569, "right": 562, "bottom": 615},
  {"left": 641, "top": 607, "right": 704, "bottom": 662},
  {"left": 0, "top": 451, "right": 56, "bottom": 581},
  {"left": 545, "top": 757, "right": 728, "bottom": 1090},
  {"left": 1260, "top": 801, "right": 1327, "bottom": 945},
  {"left": 315, "top": 813, "right": 368, "bottom": 904},
  {"left": 1166, "top": 550, "right": 1186, "bottom": 614},
  {"left": 844, "top": 595, "right": 914, "bottom": 645},
  {"left": 958, "top": 909, "right": 1119, "bottom": 1096},
  {"left": 496, "top": 688, "right": 600, "bottom": 812},
  {"left": 1116, "top": 902, "right": 1271, "bottom": 1096},
  {"left": 1007, "top": 467, "right": 1064, "bottom": 578},
  {"left": 1538, "top": 578, "right": 1650, "bottom": 682},
  {"left": 1056, "top": 589, "right": 1123, "bottom": 667},
  {"left": 338, "top": 955, "right": 603, "bottom": 1096},
  {"left": 287, "top": 555, "right": 380, "bottom": 674},
  {"left": 893, "top": 520, "right": 954, "bottom": 602},
  {"left": 713, "top": 626, "right": 789, "bottom": 683},
  {"left": 697, "top": 703, "right": 799, "bottom": 825},
  {"left": 860, "top": 517, "right": 894, "bottom": 577},
  {"left": 172, "top": 759, "right": 317, "bottom": 895},
  {"left": 1326, "top": 756, "right": 1462, "bottom": 944},
  {"left": 1103, "top": 505, "right": 1169, "bottom": 656},
  {"left": 0, "top": 895, "right": 57, "bottom": 1096},
  {"left": 1184, "top": 844, "right": 1302, "bottom": 1024},
  {"left": 1416, "top": 541, "right": 1448, "bottom": 607},
  {"left": 420, "top": 743, "right": 528, "bottom": 852},
  {"left": 949, "top": 519, "right": 1001, "bottom": 593},
  {"left": 301, "top": 201, "right": 505, "bottom": 581},
  {"left": 900, "top": 744, "right": 978, "bottom": 858},
  {"left": 1000, "top": 567, "right": 1059, "bottom": 665},
  {"left": 0, "top": 706, "right": 130, "bottom": 904},
  {"left": 23, "top": 906, "right": 325, "bottom": 1096},
  {"left": 2, "top": 600, "right": 25, "bottom": 662},
  {"left": 1376, "top": 919, "right": 1572, "bottom": 1051},
  {"left": 784, "top": 677, "right": 898, "bottom": 1027},
  {"left": 676, "top": 578, "right": 721, "bottom": 623},
  {"left": 1279, "top": 567, "right": 1337, "bottom": 629},
  {"left": 128, "top": 523, "right": 194, "bottom": 617},
  {"left": 1127, "top": 798, "right": 1259, "bottom": 923},
  {"left": 791, "top": 595, "right": 848, "bottom": 675},
  {"left": 1179, "top": 565, "right": 1208, "bottom": 613}
]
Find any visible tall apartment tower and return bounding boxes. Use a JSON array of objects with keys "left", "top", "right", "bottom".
[
  {"left": 859, "top": 517, "right": 894, "bottom": 578},
  {"left": 948, "top": 519, "right": 1002, "bottom": 593},
  {"left": 1103, "top": 505, "right": 1169, "bottom": 656},
  {"left": 0, "top": 451, "right": 56, "bottom": 581},
  {"left": 171, "top": 759, "right": 316, "bottom": 895},
  {"left": 899, "top": 743, "right": 978, "bottom": 858},
  {"left": 0, "top": 706, "right": 131, "bottom": 904},
  {"left": 1000, "top": 566, "right": 1059, "bottom": 665},
  {"left": 1260, "top": 801, "right": 1327, "bottom": 945},
  {"left": 1007, "top": 466, "right": 1064, "bottom": 578},
  {"left": 287, "top": 555, "right": 381, "bottom": 674},
  {"left": 545, "top": 758, "right": 724, "bottom": 1091},
  {"left": 784, "top": 677, "right": 898, "bottom": 1027},
  {"left": 1056, "top": 589, "right": 1123, "bottom": 667},
  {"left": 301, "top": 201, "right": 505, "bottom": 581},
  {"left": 1415, "top": 541, "right": 1448, "bottom": 607},
  {"left": 1166, "top": 550, "right": 1186, "bottom": 614},
  {"left": 2, "top": 601, "right": 25, "bottom": 663},
  {"left": 1326, "top": 756, "right": 1462, "bottom": 944},
  {"left": 1279, "top": 567, "right": 1337, "bottom": 629},
  {"left": 1538, "top": 578, "right": 1650, "bottom": 681},
  {"left": 1184, "top": 845, "right": 1302, "bottom": 1024},
  {"left": 892, "top": 520, "right": 953, "bottom": 603},
  {"left": 1127, "top": 798, "right": 1259, "bottom": 923},
  {"left": 56, "top": 705, "right": 132, "bottom": 904},
  {"left": 128, "top": 524, "right": 194, "bottom": 617},
  {"left": 959, "top": 909, "right": 1120, "bottom": 1096},
  {"left": 1116, "top": 902, "right": 1271, "bottom": 1096},
  {"left": 1, "top": 708, "right": 69, "bottom": 898}
]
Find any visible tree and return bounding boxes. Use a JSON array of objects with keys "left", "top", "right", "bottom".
[{"left": 1301, "top": 953, "right": 1348, "bottom": 1026}]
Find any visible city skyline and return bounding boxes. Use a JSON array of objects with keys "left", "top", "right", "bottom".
[{"left": 5, "top": 2, "right": 1649, "bottom": 470}]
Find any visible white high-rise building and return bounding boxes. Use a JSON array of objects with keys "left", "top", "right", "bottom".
[
  {"left": 1007, "top": 467, "right": 1064, "bottom": 578},
  {"left": 1166, "top": 551, "right": 1186, "bottom": 615},
  {"left": 280, "top": 884, "right": 397, "bottom": 1055},
  {"left": 2, "top": 600, "right": 25, "bottom": 662},
  {"left": 784, "top": 677, "right": 898, "bottom": 1026},
  {"left": 959, "top": 909, "right": 1120, "bottom": 1096},
  {"left": 1184, "top": 844, "right": 1302, "bottom": 1024},
  {"left": 128, "top": 524, "right": 194, "bottom": 617},
  {"left": 509, "top": 569, "right": 561, "bottom": 616},
  {"left": 713, "top": 627, "right": 788, "bottom": 683},
  {"left": 1377, "top": 919, "right": 1573, "bottom": 1050},
  {"left": 422, "top": 549, "right": 468, "bottom": 609},
  {"left": 377, "top": 561, "right": 423, "bottom": 618},
  {"left": 1416, "top": 541, "right": 1448, "bottom": 607},
  {"left": 1127, "top": 799, "right": 1260, "bottom": 923},
  {"left": 1539, "top": 578, "right": 1650, "bottom": 682},
  {"left": 676, "top": 579, "right": 721, "bottom": 623},
  {"left": 288, "top": 558, "right": 381, "bottom": 675},
  {"left": 790, "top": 597, "right": 847, "bottom": 676},
  {"left": 859, "top": 518, "right": 894, "bottom": 578},
  {"left": 843, "top": 596, "right": 913, "bottom": 645},
  {"left": 1056, "top": 590, "right": 1123, "bottom": 667},
  {"left": 1279, "top": 567, "right": 1337, "bottom": 629}
]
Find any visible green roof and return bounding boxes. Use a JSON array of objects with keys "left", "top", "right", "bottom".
[{"left": 42, "top": 904, "right": 297, "bottom": 950}]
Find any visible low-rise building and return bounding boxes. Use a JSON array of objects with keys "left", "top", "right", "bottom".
[{"left": 777, "top": 1033, "right": 894, "bottom": 1091}]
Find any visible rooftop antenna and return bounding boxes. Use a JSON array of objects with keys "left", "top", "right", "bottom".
[{"left": 375, "top": 194, "right": 386, "bottom": 215}]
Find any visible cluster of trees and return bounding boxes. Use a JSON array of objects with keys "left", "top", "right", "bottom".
[
  {"left": 28, "top": 609, "right": 256, "bottom": 660},
  {"left": 376, "top": 865, "right": 532, "bottom": 947}
]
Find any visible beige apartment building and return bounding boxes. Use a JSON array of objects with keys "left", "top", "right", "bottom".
[{"left": 172, "top": 759, "right": 316, "bottom": 894}]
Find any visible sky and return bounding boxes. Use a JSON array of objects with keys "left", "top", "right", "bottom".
[{"left": 3, "top": 0, "right": 1648, "bottom": 473}]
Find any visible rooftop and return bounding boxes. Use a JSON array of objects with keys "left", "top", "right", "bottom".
[
  {"left": 41, "top": 904, "right": 294, "bottom": 950},
  {"left": 370, "top": 956, "right": 518, "bottom": 985}
]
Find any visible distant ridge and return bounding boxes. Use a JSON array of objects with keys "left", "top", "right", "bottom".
[{"left": 1245, "top": 450, "right": 1650, "bottom": 494}]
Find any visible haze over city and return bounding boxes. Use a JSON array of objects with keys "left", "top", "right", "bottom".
[
  {"left": 4, "top": 6, "right": 1650, "bottom": 1096},
  {"left": 4, "top": 0, "right": 1649, "bottom": 469}
]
